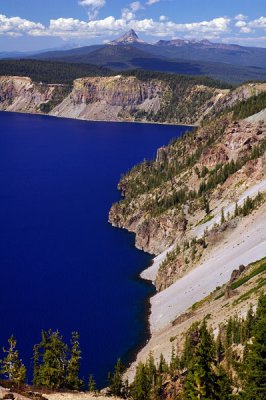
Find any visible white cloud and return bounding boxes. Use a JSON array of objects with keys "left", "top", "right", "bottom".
[
  {"left": 235, "top": 16, "right": 266, "bottom": 34},
  {"left": 79, "top": 0, "right": 106, "bottom": 20},
  {"left": 147, "top": 0, "right": 160, "bottom": 5},
  {"left": 5, "top": 12, "right": 266, "bottom": 47},
  {"left": 0, "top": 14, "right": 44, "bottom": 36},
  {"left": 121, "top": 1, "right": 144, "bottom": 21},
  {"left": 121, "top": 8, "right": 135, "bottom": 21},
  {"left": 235, "top": 14, "right": 247, "bottom": 21},
  {"left": 240, "top": 26, "right": 252, "bottom": 33},
  {"left": 235, "top": 20, "right": 246, "bottom": 28},
  {"left": 130, "top": 2, "right": 143, "bottom": 12},
  {"left": 249, "top": 16, "right": 266, "bottom": 29}
]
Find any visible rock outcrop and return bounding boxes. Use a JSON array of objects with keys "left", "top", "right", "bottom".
[
  {"left": 109, "top": 113, "right": 266, "bottom": 290},
  {"left": 51, "top": 76, "right": 164, "bottom": 121},
  {"left": 0, "top": 76, "right": 68, "bottom": 113}
]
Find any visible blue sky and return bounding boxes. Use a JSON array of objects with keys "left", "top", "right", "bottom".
[{"left": 0, "top": 0, "right": 265, "bottom": 51}]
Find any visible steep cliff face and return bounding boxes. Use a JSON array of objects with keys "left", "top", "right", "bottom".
[
  {"left": 109, "top": 109, "right": 266, "bottom": 290},
  {"left": 1, "top": 74, "right": 265, "bottom": 126},
  {"left": 0, "top": 76, "right": 69, "bottom": 113},
  {"left": 0, "top": 74, "right": 231, "bottom": 124},
  {"left": 51, "top": 75, "right": 165, "bottom": 121}
]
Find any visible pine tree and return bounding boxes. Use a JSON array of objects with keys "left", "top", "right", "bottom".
[
  {"left": 215, "top": 330, "right": 225, "bottom": 364},
  {"left": 145, "top": 352, "right": 156, "bottom": 389},
  {"left": 221, "top": 207, "right": 225, "bottom": 224},
  {"left": 243, "top": 294, "right": 266, "bottom": 399},
  {"left": 108, "top": 358, "right": 125, "bottom": 398},
  {"left": 88, "top": 374, "right": 96, "bottom": 392},
  {"left": 158, "top": 353, "right": 168, "bottom": 374},
  {"left": 170, "top": 345, "right": 179, "bottom": 376},
  {"left": 203, "top": 195, "right": 210, "bottom": 215},
  {"left": 183, "top": 320, "right": 221, "bottom": 399},
  {"left": 66, "top": 332, "right": 83, "bottom": 390},
  {"left": 33, "top": 330, "right": 68, "bottom": 389},
  {"left": 244, "top": 304, "right": 255, "bottom": 341},
  {"left": 216, "top": 366, "right": 232, "bottom": 400},
  {"left": 131, "top": 362, "right": 150, "bottom": 400},
  {"left": 0, "top": 335, "right": 26, "bottom": 385},
  {"left": 234, "top": 201, "right": 239, "bottom": 218},
  {"left": 33, "top": 343, "right": 41, "bottom": 386},
  {"left": 181, "top": 322, "right": 199, "bottom": 368}
]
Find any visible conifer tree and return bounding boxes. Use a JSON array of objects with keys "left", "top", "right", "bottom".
[
  {"left": 170, "top": 345, "right": 180, "bottom": 376},
  {"left": 234, "top": 201, "right": 239, "bottom": 218},
  {"left": 33, "top": 330, "right": 68, "bottom": 389},
  {"left": 33, "top": 343, "right": 41, "bottom": 386},
  {"left": 131, "top": 362, "right": 150, "bottom": 400},
  {"left": 244, "top": 304, "right": 255, "bottom": 341},
  {"left": 203, "top": 195, "right": 210, "bottom": 215},
  {"left": 108, "top": 358, "right": 125, "bottom": 398},
  {"left": 243, "top": 294, "right": 266, "bottom": 399},
  {"left": 88, "top": 374, "right": 96, "bottom": 392},
  {"left": 0, "top": 335, "right": 26, "bottom": 385},
  {"left": 183, "top": 320, "right": 221, "bottom": 399},
  {"left": 215, "top": 330, "right": 225, "bottom": 364},
  {"left": 181, "top": 322, "right": 199, "bottom": 368},
  {"left": 66, "top": 332, "right": 83, "bottom": 390},
  {"left": 158, "top": 353, "right": 168, "bottom": 374},
  {"left": 221, "top": 207, "right": 225, "bottom": 224},
  {"left": 216, "top": 366, "right": 232, "bottom": 400},
  {"left": 145, "top": 352, "right": 156, "bottom": 389}
]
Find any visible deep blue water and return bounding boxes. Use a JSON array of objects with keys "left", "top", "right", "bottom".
[{"left": 0, "top": 112, "right": 190, "bottom": 386}]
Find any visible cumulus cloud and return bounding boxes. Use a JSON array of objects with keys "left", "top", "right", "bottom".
[
  {"left": 249, "top": 16, "right": 266, "bottom": 29},
  {"left": 0, "top": 14, "right": 44, "bottom": 36},
  {"left": 235, "top": 14, "right": 247, "bottom": 21},
  {"left": 147, "top": 0, "right": 160, "bottom": 5},
  {"left": 121, "top": 8, "right": 135, "bottom": 21},
  {"left": 130, "top": 1, "right": 144, "bottom": 12},
  {"left": 121, "top": 1, "right": 144, "bottom": 22},
  {"left": 79, "top": 0, "right": 106, "bottom": 20},
  {"left": 46, "top": 16, "right": 230, "bottom": 39},
  {"left": 235, "top": 16, "right": 266, "bottom": 34},
  {"left": 2, "top": 11, "right": 266, "bottom": 47}
]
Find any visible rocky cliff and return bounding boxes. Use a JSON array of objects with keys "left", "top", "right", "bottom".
[
  {"left": 1, "top": 73, "right": 266, "bottom": 127},
  {"left": 1, "top": 74, "right": 265, "bottom": 126},
  {"left": 50, "top": 75, "right": 165, "bottom": 121},
  {"left": 0, "top": 76, "right": 70, "bottom": 114},
  {"left": 109, "top": 96, "right": 266, "bottom": 291}
]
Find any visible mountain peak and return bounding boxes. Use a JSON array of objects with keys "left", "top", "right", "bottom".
[{"left": 110, "top": 30, "right": 144, "bottom": 45}]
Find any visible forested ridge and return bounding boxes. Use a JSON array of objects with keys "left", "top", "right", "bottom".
[
  {"left": 0, "top": 59, "right": 111, "bottom": 84},
  {"left": 0, "top": 59, "right": 233, "bottom": 88}
]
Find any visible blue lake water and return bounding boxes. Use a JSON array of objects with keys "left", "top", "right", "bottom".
[{"left": 0, "top": 112, "right": 190, "bottom": 386}]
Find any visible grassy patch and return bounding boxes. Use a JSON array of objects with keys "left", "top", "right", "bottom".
[
  {"left": 197, "top": 214, "right": 214, "bottom": 226},
  {"left": 191, "top": 294, "right": 212, "bottom": 311},
  {"left": 214, "top": 291, "right": 225, "bottom": 300},
  {"left": 233, "top": 278, "right": 266, "bottom": 305},
  {"left": 231, "top": 258, "right": 266, "bottom": 290}
]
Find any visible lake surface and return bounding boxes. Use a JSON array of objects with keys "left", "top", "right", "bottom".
[{"left": 0, "top": 112, "right": 190, "bottom": 386}]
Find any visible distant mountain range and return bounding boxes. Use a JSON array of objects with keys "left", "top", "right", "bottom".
[{"left": 2, "top": 30, "right": 266, "bottom": 84}]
